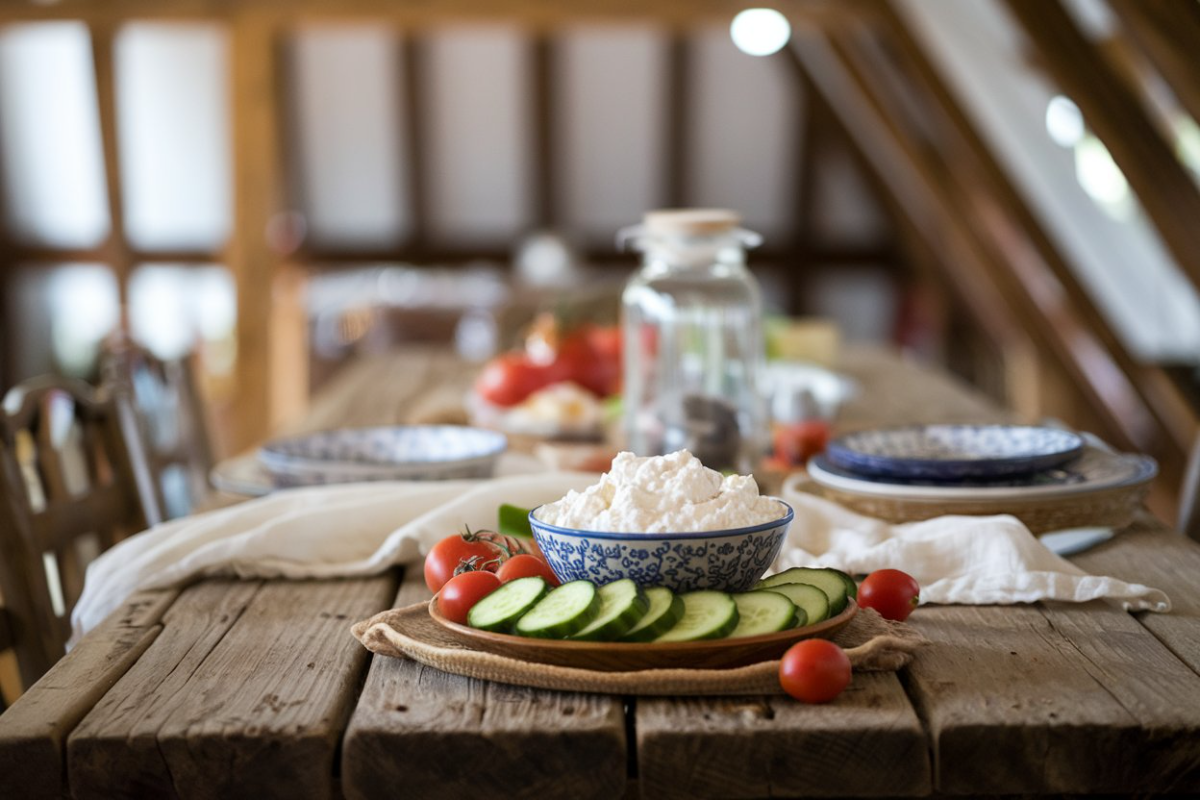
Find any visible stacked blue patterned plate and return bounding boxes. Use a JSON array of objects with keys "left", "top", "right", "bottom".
[
  {"left": 825, "top": 424, "right": 1085, "bottom": 481},
  {"left": 257, "top": 425, "right": 507, "bottom": 487},
  {"left": 801, "top": 426, "right": 1156, "bottom": 533}
]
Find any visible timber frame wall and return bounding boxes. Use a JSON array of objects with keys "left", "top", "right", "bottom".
[{"left": 0, "top": 0, "right": 1196, "bottom": 513}]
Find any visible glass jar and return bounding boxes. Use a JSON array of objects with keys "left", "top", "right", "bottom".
[{"left": 618, "top": 209, "right": 767, "bottom": 473}]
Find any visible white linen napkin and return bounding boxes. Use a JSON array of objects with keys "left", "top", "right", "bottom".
[
  {"left": 70, "top": 473, "right": 597, "bottom": 644},
  {"left": 776, "top": 488, "right": 1170, "bottom": 612},
  {"left": 72, "top": 473, "right": 1170, "bottom": 645}
]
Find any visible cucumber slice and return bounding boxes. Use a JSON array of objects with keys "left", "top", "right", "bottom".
[
  {"left": 756, "top": 567, "right": 849, "bottom": 615},
  {"left": 833, "top": 568, "right": 858, "bottom": 602},
  {"left": 514, "top": 581, "right": 600, "bottom": 639},
  {"left": 571, "top": 579, "right": 650, "bottom": 641},
  {"left": 620, "top": 587, "right": 685, "bottom": 642},
  {"left": 756, "top": 583, "right": 826, "bottom": 625},
  {"left": 466, "top": 576, "right": 549, "bottom": 632},
  {"left": 729, "top": 592, "right": 798, "bottom": 638},
  {"left": 498, "top": 503, "right": 534, "bottom": 538},
  {"left": 654, "top": 591, "right": 739, "bottom": 642}
]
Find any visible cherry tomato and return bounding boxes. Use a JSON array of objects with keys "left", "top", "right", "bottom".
[
  {"left": 424, "top": 533, "right": 505, "bottom": 593},
  {"left": 438, "top": 571, "right": 502, "bottom": 625},
  {"left": 773, "top": 420, "right": 831, "bottom": 466},
  {"left": 496, "top": 554, "right": 560, "bottom": 586},
  {"left": 857, "top": 569, "right": 920, "bottom": 621},
  {"left": 778, "top": 639, "right": 852, "bottom": 703},
  {"left": 475, "top": 354, "right": 552, "bottom": 407}
]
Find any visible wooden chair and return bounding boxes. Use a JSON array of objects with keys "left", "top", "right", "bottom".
[
  {"left": 101, "top": 343, "right": 216, "bottom": 519},
  {"left": 0, "top": 375, "right": 161, "bottom": 688}
]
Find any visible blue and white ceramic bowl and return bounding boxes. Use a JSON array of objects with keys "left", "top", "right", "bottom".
[
  {"left": 258, "top": 425, "right": 507, "bottom": 486},
  {"left": 528, "top": 502, "right": 794, "bottom": 593},
  {"left": 826, "top": 424, "right": 1085, "bottom": 481}
]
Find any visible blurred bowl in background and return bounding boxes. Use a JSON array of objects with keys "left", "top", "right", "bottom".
[{"left": 763, "top": 362, "right": 858, "bottom": 423}]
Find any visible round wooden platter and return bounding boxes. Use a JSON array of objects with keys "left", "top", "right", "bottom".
[{"left": 428, "top": 596, "right": 858, "bottom": 672}]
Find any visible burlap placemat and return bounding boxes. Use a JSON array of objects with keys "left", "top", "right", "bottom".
[{"left": 351, "top": 602, "right": 926, "bottom": 696}]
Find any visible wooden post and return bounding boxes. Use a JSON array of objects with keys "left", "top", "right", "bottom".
[
  {"left": 228, "top": 11, "right": 285, "bottom": 449},
  {"left": 88, "top": 21, "right": 134, "bottom": 316},
  {"left": 663, "top": 31, "right": 689, "bottom": 208},
  {"left": 399, "top": 32, "right": 428, "bottom": 248},
  {"left": 531, "top": 32, "right": 556, "bottom": 228}
]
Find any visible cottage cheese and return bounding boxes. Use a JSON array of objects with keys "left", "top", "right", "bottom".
[{"left": 536, "top": 450, "right": 784, "bottom": 533}]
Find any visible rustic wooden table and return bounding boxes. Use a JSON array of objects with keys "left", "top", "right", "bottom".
[{"left": 2, "top": 347, "right": 1199, "bottom": 799}]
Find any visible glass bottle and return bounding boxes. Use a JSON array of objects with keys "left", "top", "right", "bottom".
[{"left": 618, "top": 209, "right": 767, "bottom": 473}]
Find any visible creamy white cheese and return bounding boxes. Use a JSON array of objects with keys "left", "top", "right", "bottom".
[{"left": 536, "top": 450, "right": 785, "bottom": 533}]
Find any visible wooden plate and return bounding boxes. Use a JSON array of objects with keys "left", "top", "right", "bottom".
[{"left": 428, "top": 597, "right": 858, "bottom": 671}]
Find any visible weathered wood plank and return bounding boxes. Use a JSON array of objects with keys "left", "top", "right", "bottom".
[
  {"left": 68, "top": 580, "right": 265, "bottom": 799},
  {"left": 0, "top": 589, "right": 178, "bottom": 800},
  {"left": 342, "top": 570, "right": 627, "bottom": 800},
  {"left": 904, "top": 600, "right": 1200, "bottom": 795},
  {"left": 635, "top": 672, "right": 929, "bottom": 798},
  {"left": 1070, "top": 517, "right": 1200, "bottom": 675},
  {"left": 65, "top": 576, "right": 394, "bottom": 800}
]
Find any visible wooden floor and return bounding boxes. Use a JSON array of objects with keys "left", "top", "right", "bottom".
[{"left": 1, "top": 347, "right": 1198, "bottom": 798}]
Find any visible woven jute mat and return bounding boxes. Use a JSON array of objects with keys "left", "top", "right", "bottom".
[{"left": 352, "top": 602, "right": 926, "bottom": 696}]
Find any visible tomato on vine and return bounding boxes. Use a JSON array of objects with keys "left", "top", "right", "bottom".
[
  {"left": 496, "top": 554, "right": 560, "bottom": 586},
  {"left": 438, "top": 571, "right": 502, "bottom": 624}
]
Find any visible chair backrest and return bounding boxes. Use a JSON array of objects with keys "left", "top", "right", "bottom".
[
  {"left": 101, "top": 343, "right": 215, "bottom": 519},
  {"left": 0, "top": 375, "right": 160, "bottom": 687}
]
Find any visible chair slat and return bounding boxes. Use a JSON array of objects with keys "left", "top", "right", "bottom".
[{"left": 0, "top": 375, "right": 156, "bottom": 688}]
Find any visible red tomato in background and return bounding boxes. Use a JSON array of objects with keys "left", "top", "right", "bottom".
[
  {"left": 438, "top": 571, "right": 502, "bottom": 624},
  {"left": 424, "top": 534, "right": 506, "bottom": 593},
  {"left": 496, "top": 554, "right": 560, "bottom": 586},
  {"left": 773, "top": 420, "right": 831, "bottom": 466},
  {"left": 857, "top": 569, "right": 920, "bottom": 621},
  {"left": 778, "top": 639, "right": 852, "bottom": 703},
  {"left": 475, "top": 354, "right": 553, "bottom": 407}
]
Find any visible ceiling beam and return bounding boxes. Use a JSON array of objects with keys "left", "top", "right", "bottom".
[{"left": 1004, "top": 0, "right": 1200, "bottom": 297}]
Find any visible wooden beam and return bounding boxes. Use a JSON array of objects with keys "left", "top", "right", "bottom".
[
  {"left": 875, "top": 0, "right": 1196, "bottom": 460},
  {"left": 530, "top": 32, "right": 555, "bottom": 228},
  {"left": 1003, "top": 0, "right": 1200, "bottom": 296},
  {"left": 399, "top": 32, "right": 428, "bottom": 248},
  {"left": 825, "top": 25, "right": 1174, "bottom": 460},
  {"left": 88, "top": 21, "right": 134, "bottom": 313},
  {"left": 227, "top": 10, "right": 285, "bottom": 448},
  {"left": 0, "top": 0, "right": 864, "bottom": 27},
  {"left": 663, "top": 31, "right": 689, "bottom": 207},
  {"left": 1107, "top": 0, "right": 1200, "bottom": 131},
  {"left": 7, "top": 245, "right": 216, "bottom": 265},
  {"left": 782, "top": 31, "right": 1021, "bottom": 353}
]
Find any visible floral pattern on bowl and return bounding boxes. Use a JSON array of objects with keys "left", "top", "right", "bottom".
[{"left": 528, "top": 503, "right": 794, "bottom": 593}]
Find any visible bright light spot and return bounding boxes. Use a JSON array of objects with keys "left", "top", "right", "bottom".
[
  {"left": 1174, "top": 114, "right": 1200, "bottom": 180},
  {"left": 49, "top": 265, "right": 119, "bottom": 376},
  {"left": 730, "top": 9, "right": 791, "bottom": 57},
  {"left": 1075, "top": 134, "right": 1133, "bottom": 220},
  {"left": 1045, "top": 95, "right": 1084, "bottom": 148}
]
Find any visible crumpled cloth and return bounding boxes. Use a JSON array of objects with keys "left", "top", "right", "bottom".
[
  {"left": 72, "top": 472, "right": 1169, "bottom": 644},
  {"left": 777, "top": 488, "right": 1169, "bottom": 612}
]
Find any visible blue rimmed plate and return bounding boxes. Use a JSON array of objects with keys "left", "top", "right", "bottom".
[
  {"left": 256, "top": 425, "right": 507, "bottom": 486},
  {"left": 826, "top": 424, "right": 1085, "bottom": 481}
]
